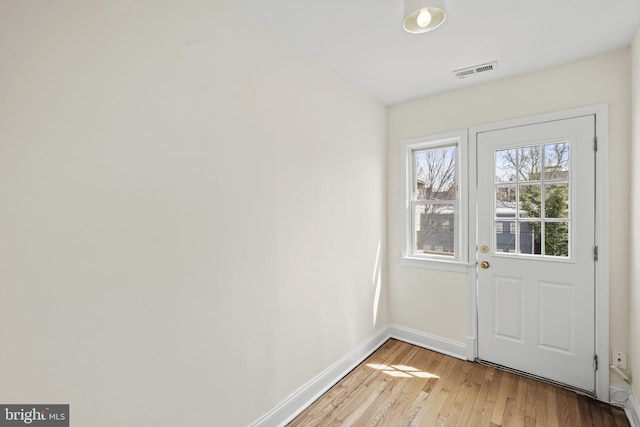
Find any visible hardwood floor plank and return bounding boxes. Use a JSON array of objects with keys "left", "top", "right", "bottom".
[
  {"left": 534, "top": 383, "right": 549, "bottom": 427},
  {"left": 558, "top": 388, "right": 582, "bottom": 426},
  {"left": 287, "top": 339, "right": 631, "bottom": 427},
  {"left": 410, "top": 387, "right": 449, "bottom": 426},
  {"left": 338, "top": 379, "right": 391, "bottom": 425},
  {"left": 467, "top": 368, "right": 497, "bottom": 426},
  {"left": 310, "top": 342, "right": 411, "bottom": 426},
  {"left": 393, "top": 390, "right": 429, "bottom": 427},
  {"left": 544, "top": 383, "right": 560, "bottom": 427},
  {"left": 489, "top": 370, "right": 512, "bottom": 425},
  {"left": 577, "top": 394, "right": 597, "bottom": 427},
  {"left": 380, "top": 347, "right": 441, "bottom": 426},
  {"left": 500, "top": 397, "right": 523, "bottom": 427},
  {"left": 332, "top": 380, "right": 390, "bottom": 424},
  {"left": 600, "top": 404, "right": 618, "bottom": 427},
  {"left": 455, "top": 371, "right": 483, "bottom": 426},
  {"left": 521, "top": 378, "right": 538, "bottom": 425},
  {"left": 430, "top": 361, "right": 472, "bottom": 425},
  {"left": 614, "top": 406, "right": 631, "bottom": 427}
]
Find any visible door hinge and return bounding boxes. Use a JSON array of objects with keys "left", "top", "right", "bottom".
[
  {"left": 594, "top": 246, "right": 599, "bottom": 261},
  {"left": 594, "top": 354, "right": 598, "bottom": 370},
  {"left": 594, "top": 136, "right": 598, "bottom": 152}
]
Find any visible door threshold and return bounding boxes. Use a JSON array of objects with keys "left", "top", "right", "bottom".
[{"left": 475, "top": 358, "right": 596, "bottom": 399}]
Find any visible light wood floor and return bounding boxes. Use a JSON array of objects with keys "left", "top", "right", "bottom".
[{"left": 288, "top": 339, "right": 629, "bottom": 427}]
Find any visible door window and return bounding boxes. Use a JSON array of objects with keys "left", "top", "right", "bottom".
[{"left": 494, "top": 142, "right": 570, "bottom": 258}]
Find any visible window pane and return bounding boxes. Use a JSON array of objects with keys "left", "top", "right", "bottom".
[
  {"left": 519, "top": 184, "right": 541, "bottom": 219},
  {"left": 496, "top": 221, "right": 516, "bottom": 254},
  {"left": 545, "top": 183, "right": 569, "bottom": 218},
  {"left": 496, "top": 185, "right": 516, "bottom": 219},
  {"left": 414, "top": 203, "right": 455, "bottom": 256},
  {"left": 404, "top": 135, "right": 463, "bottom": 262},
  {"left": 520, "top": 221, "right": 541, "bottom": 254},
  {"left": 496, "top": 149, "right": 517, "bottom": 183},
  {"left": 544, "top": 143, "right": 569, "bottom": 180},
  {"left": 545, "top": 222, "right": 569, "bottom": 257},
  {"left": 491, "top": 141, "right": 572, "bottom": 260},
  {"left": 414, "top": 147, "right": 456, "bottom": 201},
  {"left": 518, "top": 146, "right": 542, "bottom": 181}
]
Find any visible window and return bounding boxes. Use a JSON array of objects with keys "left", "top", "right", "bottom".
[
  {"left": 401, "top": 130, "right": 468, "bottom": 269},
  {"left": 494, "top": 142, "right": 571, "bottom": 257}
]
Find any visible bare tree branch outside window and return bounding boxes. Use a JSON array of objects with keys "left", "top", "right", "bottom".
[{"left": 413, "top": 146, "right": 456, "bottom": 256}]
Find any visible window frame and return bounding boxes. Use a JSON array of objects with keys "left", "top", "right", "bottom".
[{"left": 400, "top": 130, "right": 469, "bottom": 271}]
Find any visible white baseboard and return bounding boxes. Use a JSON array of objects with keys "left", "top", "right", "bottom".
[
  {"left": 388, "top": 324, "right": 468, "bottom": 360},
  {"left": 628, "top": 391, "right": 640, "bottom": 427},
  {"left": 610, "top": 386, "right": 640, "bottom": 427},
  {"left": 249, "top": 326, "right": 389, "bottom": 427},
  {"left": 250, "top": 324, "right": 468, "bottom": 426}
]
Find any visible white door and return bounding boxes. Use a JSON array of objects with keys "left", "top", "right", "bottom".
[{"left": 476, "top": 115, "right": 596, "bottom": 393}]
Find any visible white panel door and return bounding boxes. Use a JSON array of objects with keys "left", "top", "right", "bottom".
[{"left": 477, "top": 115, "right": 596, "bottom": 393}]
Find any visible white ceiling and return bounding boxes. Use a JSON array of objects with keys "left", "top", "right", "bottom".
[{"left": 227, "top": 0, "right": 640, "bottom": 105}]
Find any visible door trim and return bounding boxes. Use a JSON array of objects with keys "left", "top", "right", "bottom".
[{"left": 466, "top": 104, "right": 609, "bottom": 401}]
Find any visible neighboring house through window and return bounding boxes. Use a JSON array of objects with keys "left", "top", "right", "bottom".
[{"left": 401, "top": 130, "right": 468, "bottom": 270}]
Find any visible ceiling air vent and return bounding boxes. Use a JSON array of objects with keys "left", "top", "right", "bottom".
[{"left": 453, "top": 61, "right": 498, "bottom": 79}]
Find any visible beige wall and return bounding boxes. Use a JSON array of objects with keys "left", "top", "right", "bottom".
[
  {"left": 0, "top": 1, "right": 387, "bottom": 425},
  {"left": 388, "top": 49, "right": 631, "bottom": 361},
  {"left": 630, "top": 29, "right": 640, "bottom": 400}
]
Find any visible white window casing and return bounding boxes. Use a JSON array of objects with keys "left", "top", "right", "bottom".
[{"left": 400, "top": 129, "right": 469, "bottom": 272}]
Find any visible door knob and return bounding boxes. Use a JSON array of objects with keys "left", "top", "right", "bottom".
[{"left": 480, "top": 261, "right": 490, "bottom": 269}]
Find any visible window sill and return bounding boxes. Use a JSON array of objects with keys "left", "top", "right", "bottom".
[{"left": 398, "top": 256, "right": 473, "bottom": 273}]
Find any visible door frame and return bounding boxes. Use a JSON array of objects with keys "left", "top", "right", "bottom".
[{"left": 466, "top": 104, "right": 610, "bottom": 401}]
